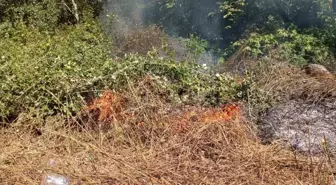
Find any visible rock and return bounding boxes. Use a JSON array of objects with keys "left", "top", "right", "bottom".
[
  {"left": 304, "top": 64, "right": 334, "bottom": 80},
  {"left": 259, "top": 99, "right": 336, "bottom": 154}
]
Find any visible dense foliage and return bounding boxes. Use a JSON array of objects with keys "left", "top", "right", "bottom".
[
  {"left": 0, "top": 0, "right": 244, "bottom": 122},
  {"left": 1, "top": 0, "right": 336, "bottom": 122},
  {"left": 0, "top": 18, "right": 110, "bottom": 120},
  {"left": 144, "top": 0, "right": 336, "bottom": 67},
  {"left": 0, "top": 0, "right": 103, "bottom": 24}
]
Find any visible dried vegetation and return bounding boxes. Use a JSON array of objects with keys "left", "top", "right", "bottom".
[
  {"left": 242, "top": 60, "right": 336, "bottom": 116},
  {"left": 1, "top": 75, "right": 335, "bottom": 184}
]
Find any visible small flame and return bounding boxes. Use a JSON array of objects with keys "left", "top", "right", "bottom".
[
  {"left": 85, "top": 90, "right": 125, "bottom": 123},
  {"left": 171, "top": 103, "right": 241, "bottom": 133}
]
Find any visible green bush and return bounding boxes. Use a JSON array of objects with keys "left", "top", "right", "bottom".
[
  {"left": 4, "top": 0, "right": 60, "bottom": 30},
  {"left": 0, "top": 19, "right": 111, "bottom": 120},
  {"left": 233, "top": 27, "right": 333, "bottom": 66},
  {"left": 0, "top": 0, "right": 246, "bottom": 123},
  {"left": 0, "top": 0, "right": 103, "bottom": 26},
  {"left": 181, "top": 34, "right": 209, "bottom": 59},
  {"left": 104, "top": 52, "right": 242, "bottom": 106},
  {"left": 0, "top": 19, "right": 243, "bottom": 122}
]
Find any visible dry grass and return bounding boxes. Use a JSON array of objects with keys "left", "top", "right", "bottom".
[
  {"left": 0, "top": 75, "right": 335, "bottom": 184},
  {"left": 0, "top": 116, "right": 334, "bottom": 184},
  {"left": 254, "top": 61, "right": 336, "bottom": 100},
  {"left": 241, "top": 60, "right": 336, "bottom": 118}
]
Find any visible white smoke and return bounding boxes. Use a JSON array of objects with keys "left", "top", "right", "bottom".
[{"left": 101, "top": 0, "right": 221, "bottom": 65}]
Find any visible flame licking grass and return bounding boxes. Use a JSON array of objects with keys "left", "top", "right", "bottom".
[
  {"left": 171, "top": 103, "right": 241, "bottom": 133},
  {"left": 200, "top": 104, "right": 241, "bottom": 123},
  {"left": 83, "top": 89, "right": 241, "bottom": 133},
  {"left": 85, "top": 90, "right": 127, "bottom": 123}
]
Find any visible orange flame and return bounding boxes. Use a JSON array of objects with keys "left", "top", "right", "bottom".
[
  {"left": 83, "top": 90, "right": 242, "bottom": 133},
  {"left": 85, "top": 90, "right": 125, "bottom": 123},
  {"left": 171, "top": 103, "right": 241, "bottom": 133}
]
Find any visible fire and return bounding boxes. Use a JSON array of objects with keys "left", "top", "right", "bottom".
[
  {"left": 85, "top": 90, "right": 126, "bottom": 123},
  {"left": 171, "top": 103, "right": 241, "bottom": 133},
  {"left": 199, "top": 104, "right": 241, "bottom": 123},
  {"left": 83, "top": 90, "right": 242, "bottom": 133}
]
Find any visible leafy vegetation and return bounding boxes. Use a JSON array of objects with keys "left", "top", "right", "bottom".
[
  {"left": 0, "top": 0, "right": 244, "bottom": 122},
  {"left": 0, "top": 0, "right": 335, "bottom": 130},
  {"left": 233, "top": 27, "right": 333, "bottom": 66},
  {"left": 0, "top": 0, "right": 334, "bottom": 125},
  {"left": 0, "top": 20, "right": 111, "bottom": 120},
  {"left": 0, "top": 0, "right": 336, "bottom": 184},
  {"left": 143, "top": 0, "right": 336, "bottom": 70}
]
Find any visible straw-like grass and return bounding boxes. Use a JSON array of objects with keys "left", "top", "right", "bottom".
[{"left": 0, "top": 75, "right": 334, "bottom": 184}]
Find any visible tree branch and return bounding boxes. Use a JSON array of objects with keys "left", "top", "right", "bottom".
[
  {"left": 71, "top": 0, "right": 79, "bottom": 22},
  {"left": 61, "top": 0, "right": 79, "bottom": 23}
]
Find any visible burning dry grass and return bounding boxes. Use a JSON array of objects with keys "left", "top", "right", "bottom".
[
  {"left": 0, "top": 75, "right": 335, "bottom": 184},
  {"left": 0, "top": 116, "right": 334, "bottom": 184}
]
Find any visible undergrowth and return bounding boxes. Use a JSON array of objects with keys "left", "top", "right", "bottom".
[
  {"left": 0, "top": 20, "right": 111, "bottom": 121},
  {"left": 232, "top": 27, "right": 334, "bottom": 67},
  {"left": 0, "top": 20, "right": 243, "bottom": 123}
]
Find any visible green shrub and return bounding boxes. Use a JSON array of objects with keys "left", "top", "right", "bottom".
[
  {"left": 104, "top": 52, "right": 242, "bottom": 106},
  {"left": 5, "top": 0, "right": 60, "bottom": 30},
  {"left": 0, "top": 1, "right": 245, "bottom": 123},
  {"left": 233, "top": 27, "right": 333, "bottom": 66},
  {"left": 0, "top": 0, "right": 104, "bottom": 27},
  {"left": 0, "top": 20, "right": 111, "bottom": 121},
  {"left": 181, "top": 34, "right": 209, "bottom": 60},
  {"left": 0, "top": 18, "right": 243, "bottom": 122}
]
